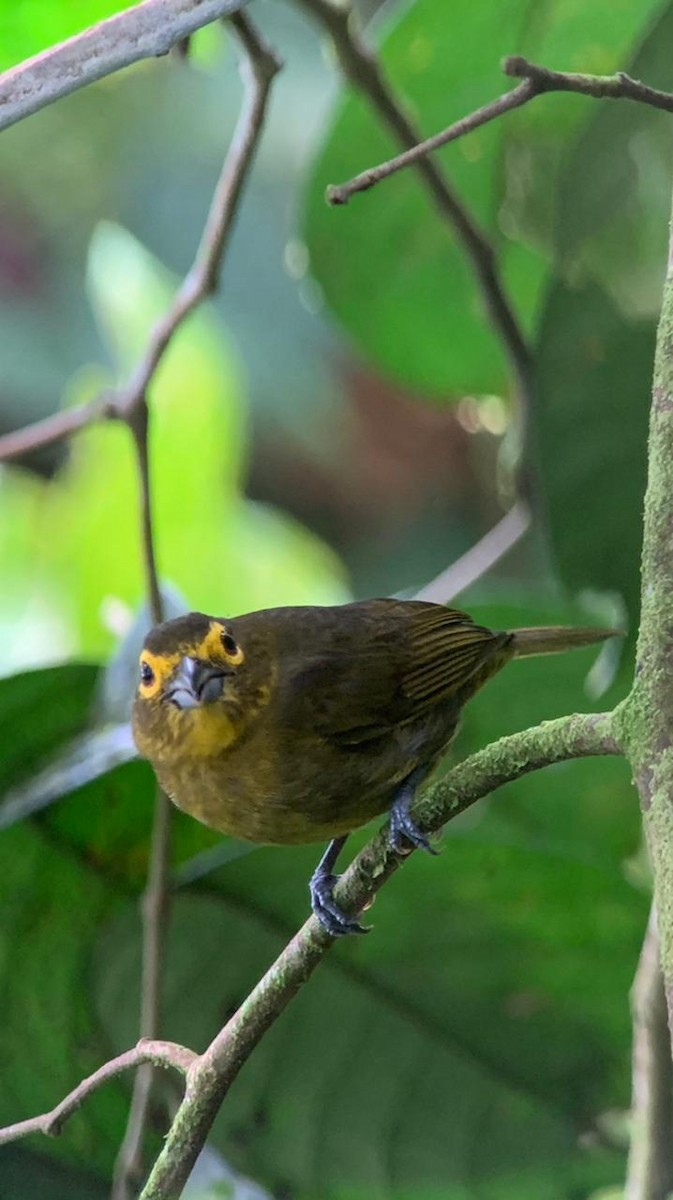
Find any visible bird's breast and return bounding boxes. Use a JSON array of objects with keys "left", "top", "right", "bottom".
[{"left": 155, "top": 706, "right": 455, "bottom": 846}]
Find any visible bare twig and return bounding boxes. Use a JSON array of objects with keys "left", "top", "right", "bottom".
[
  {"left": 327, "top": 80, "right": 536, "bottom": 205},
  {"left": 0, "top": 1040, "right": 195, "bottom": 1147},
  {"left": 329, "top": 56, "right": 673, "bottom": 206},
  {"left": 0, "top": 396, "right": 112, "bottom": 464},
  {"left": 0, "top": 14, "right": 280, "bottom": 1187},
  {"left": 505, "top": 55, "right": 673, "bottom": 110},
  {"left": 113, "top": 392, "right": 169, "bottom": 1200},
  {"left": 293, "top": 0, "right": 536, "bottom": 499},
  {"left": 110, "top": 15, "right": 281, "bottom": 1197},
  {"left": 111, "top": 789, "right": 174, "bottom": 1200},
  {"left": 129, "top": 408, "right": 164, "bottom": 627},
  {"left": 0, "top": 0, "right": 248, "bottom": 134},
  {"left": 414, "top": 501, "right": 530, "bottom": 603},
  {"left": 136, "top": 710, "right": 619, "bottom": 1198},
  {"left": 0, "top": 9, "right": 281, "bottom": 475},
  {"left": 115, "top": 11, "right": 282, "bottom": 417},
  {"left": 625, "top": 905, "right": 673, "bottom": 1200}
]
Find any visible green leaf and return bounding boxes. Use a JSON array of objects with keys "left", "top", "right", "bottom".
[
  {"left": 0, "top": 653, "right": 244, "bottom": 884},
  {"left": 0, "top": 723, "right": 135, "bottom": 832},
  {"left": 0, "top": 223, "right": 346, "bottom": 663},
  {"left": 96, "top": 879, "right": 636, "bottom": 1200},
  {"left": 304, "top": 0, "right": 527, "bottom": 398},
  {"left": 0, "top": 1, "right": 132, "bottom": 70},
  {"left": 556, "top": 0, "right": 673, "bottom": 319},
  {"left": 0, "top": 469, "right": 72, "bottom": 675},
  {"left": 0, "top": 1148, "right": 107, "bottom": 1200},
  {"left": 503, "top": 0, "right": 666, "bottom": 258},
  {"left": 303, "top": 0, "right": 663, "bottom": 398},
  {"left": 0, "top": 823, "right": 127, "bottom": 1177},
  {"left": 47, "top": 759, "right": 232, "bottom": 888},
  {"left": 0, "top": 664, "right": 98, "bottom": 797},
  {"left": 533, "top": 280, "right": 653, "bottom": 625}
]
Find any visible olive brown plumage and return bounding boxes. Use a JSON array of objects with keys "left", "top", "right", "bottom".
[{"left": 132, "top": 600, "right": 615, "bottom": 935}]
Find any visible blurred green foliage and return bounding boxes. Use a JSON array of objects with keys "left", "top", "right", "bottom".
[
  {"left": 304, "top": 0, "right": 664, "bottom": 396},
  {"left": 1, "top": 1, "right": 129, "bottom": 70},
  {"left": 0, "top": 0, "right": 668, "bottom": 1197},
  {"left": 0, "top": 222, "right": 346, "bottom": 668}
]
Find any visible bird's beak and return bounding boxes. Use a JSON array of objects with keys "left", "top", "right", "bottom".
[{"left": 166, "top": 656, "right": 226, "bottom": 709}]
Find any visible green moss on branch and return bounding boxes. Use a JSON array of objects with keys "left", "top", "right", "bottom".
[
  {"left": 140, "top": 710, "right": 618, "bottom": 1200},
  {"left": 614, "top": 216, "right": 673, "bottom": 1016}
]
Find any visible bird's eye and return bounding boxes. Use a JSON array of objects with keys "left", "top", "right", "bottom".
[
  {"left": 221, "top": 630, "right": 238, "bottom": 656},
  {"left": 140, "top": 661, "right": 155, "bottom": 685}
]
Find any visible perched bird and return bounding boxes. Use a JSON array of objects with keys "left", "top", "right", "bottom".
[{"left": 132, "top": 601, "right": 614, "bottom": 936}]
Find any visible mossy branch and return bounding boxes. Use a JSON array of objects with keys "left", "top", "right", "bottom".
[
  {"left": 138, "top": 711, "right": 618, "bottom": 1199},
  {"left": 614, "top": 199, "right": 673, "bottom": 1033},
  {"left": 0, "top": 713, "right": 618, "bottom": 1192}
]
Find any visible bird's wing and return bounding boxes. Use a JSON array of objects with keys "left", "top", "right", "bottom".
[
  {"left": 277, "top": 601, "right": 508, "bottom": 746},
  {"left": 402, "top": 604, "right": 507, "bottom": 707}
]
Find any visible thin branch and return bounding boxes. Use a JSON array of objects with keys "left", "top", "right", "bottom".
[
  {"left": 0, "top": 0, "right": 248, "bottom": 134},
  {"left": 129, "top": 408, "right": 164, "bottom": 627},
  {"left": 0, "top": 14, "right": 280, "bottom": 1185},
  {"left": 327, "top": 79, "right": 535, "bottom": 205},
  {"left": 328, "top": 55, "right": 673, "bottom": 206},
  {"left": 115, "top": 10, "right": 282, "bottom": 418},
  {"left": 625, "top": 904, "right": 673, "bottom": 1200},
  {"left": 0, "top": 1040, "right": 195, "bottom": 1147},
  {"left": 111, "top": 788, "right": 173, "bottom": 1200},
  {"left": 0, "top": 8, "right": 281, "bottom": 475},
  {"left": 504, "top": 55, "right": 673, "bottom": 110},
  {"left": 0, "top": 396, "right": 112, "bottom": 464},
  {"left": 110, "top": 16, "right": 281, "bottom": 1197},
  {"left": 414, "top": 501, "right": 530, "bottom": 603},
  {"left": 293, "top": 0, "right": 536, "bottom": 500},
  {"left": 139, "top": 711, "right": 619, "bottom": 1199}
]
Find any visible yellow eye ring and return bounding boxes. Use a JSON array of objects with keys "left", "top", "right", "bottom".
[
  {"left": 220, "top": 628, "right": 244, "bottom": 666},
  {"left": 140, "top": 661, "right": 155, "bottom": 685},
  {"left": 221, "top": 631, "right": 237, "bottom": 655}
]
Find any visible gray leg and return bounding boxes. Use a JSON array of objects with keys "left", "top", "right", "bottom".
[
  {"left": 389, "top": 767, "right": 438, "bottom": 855},
  {"left": 309, "top": 835, "right": 369, "bottom": 937}
]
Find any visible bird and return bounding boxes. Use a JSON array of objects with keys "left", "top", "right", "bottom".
[{"left": 132, "top": 601, "right": 614, "bottom": 936}]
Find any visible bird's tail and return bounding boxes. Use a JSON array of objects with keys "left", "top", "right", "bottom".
[{"left": 510, "top": 626, "right": 618, "bottom": 658}]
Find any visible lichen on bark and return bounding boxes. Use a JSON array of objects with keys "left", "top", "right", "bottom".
[{"left": 614, "top": 217, "right": 673, "bottom": 1019}]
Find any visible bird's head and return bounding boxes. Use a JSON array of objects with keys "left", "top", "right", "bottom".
[{"left": 132, "top": 611, "right": 269, "bottom": 766}]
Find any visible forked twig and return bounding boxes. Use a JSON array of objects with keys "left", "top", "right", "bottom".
[
  {"left": 327, "top": 56, "right": 673, "bottom": 205},
  {"left": 0, "top": 1040, "right": 195, "bottom": 1147}
]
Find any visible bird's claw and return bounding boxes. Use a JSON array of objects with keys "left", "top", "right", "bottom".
[
  {"left": 389, "top": 795, "right": 438, "bottom": 857},
  {"left": 309, "top": 870, "right": 369, "bottom": 937}
]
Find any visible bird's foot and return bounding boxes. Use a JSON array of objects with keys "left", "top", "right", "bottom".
[
  {"left": 389, "top": 776, "right": 438, "bottom": 857},
  {"left": 309, "top": 867, "right": 369, "bottom": 937}
]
